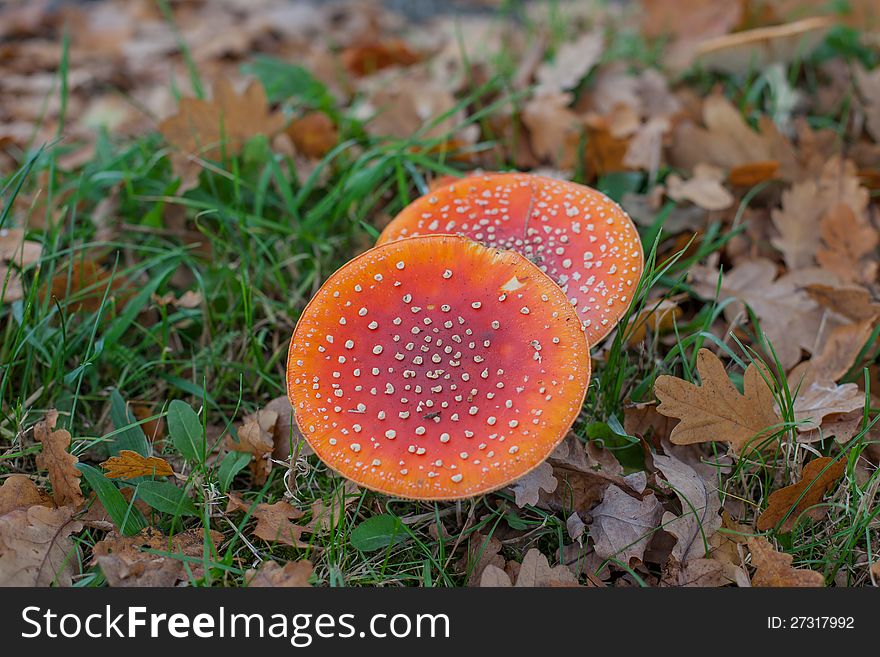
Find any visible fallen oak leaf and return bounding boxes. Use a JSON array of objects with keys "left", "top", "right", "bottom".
[
  {"left": 756, "top": 456, "right": 846, "bottom": 532},
  {"left": 226, "top": 492, "right": 308, "bottom": 548},
  {"left": 245, "top": 559, "right": 313, "bottom": 587},
  {"left": 479, "top": 549, "right": 579, "bottom": 587},
  {"left": 790, "top": 382, "right": 864, "bottom": 433},
  {"left": 159, "top": 79, "right": 286, "bottom": 191},
  {"left": 665, "top": 163, "right": 735, "bottom": 211},
  {"left": 748, "top": 537, "right": 824, "bottom": 586},
  {"left": 0, "top": 505, "right": 83, "bottom": 586},
  {"left": 514, "top": 549, "right": 580, "bottom": 587},
  {"left": 225, "top": 409, "right": 277, "bottom": 484},
  {"left": 804, "top": 284, "right": 880, "bottom": 322},
  {"left": 771, "top": 157, "right": 869, "bottom": 271},
  {"left": 669, "top": 93, "right": 800, "bottom": 180},
  {"left": 341, "top": 39, "right": 422, "bottom": 77},
  {"left": 625, "top": 299, "right": 682, "bottom": 346},
  {"left": 728, "top": 160, "right": 780, "bottom": 187},
  {"left": 100, "top": 450, "right": 174, "bottom": 479},
  {"left": 653, "top": 450, "right": 722, "bottom": 563},
  {"left": 534, "top": 30, "right": 603, "bottom": 95},
  {"left": 93, "top": 527, "right": 222, "bottom": 587},
  {"left": 34, "top": 410, "right": 84, "bottom": 508},
  {"left": 797, "top": 410, "right": 863, "bottom": 445},
  {"left": 689, "top": 258, "right": 820, "bottom": 369},
  {"left": 590, "top": 485, "right": 664, "bottom": 567},
  {"left": 43, "top": 259, "right": 135, "bottom": 313},
  {"left": 815, "top": 202, "right": 879, "bottom": 285},
  {"left": 508, "top": 461, "right": 558, "bottom": 508},
  {"left": 0, "top": 227, "right": 41, "bottom": 303},
  {"left": 286, "top": 112, "right": 338, "bottom": 159},
  {"left": 463, "top": 532, "right": 505, "bottom": 587},
  {"left": 787, "top": 318, "right": 875, "bottom": 388},
  {"left": 654, "top": 349, "right": 780, "bottom": 454},
  {"left": 0, "top": 475, "right": 54, "bottom": 515}
]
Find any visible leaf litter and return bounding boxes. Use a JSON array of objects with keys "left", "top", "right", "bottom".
[{"left": 1, "top": 0, "right": 879, "bottom": 589}]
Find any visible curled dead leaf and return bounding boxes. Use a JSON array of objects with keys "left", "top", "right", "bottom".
[
  {"left": 100, "top": 450, "right": 174, "bottom": 479},
  {"left": 246, "top": 559, "right": 313, "bottom": 587},
  {"left": 756, "top": 456, "right": 846, "bottom": 532},
  {"left": 748, "top": 537, "right": 824, "bottom": 586},
  {"left": 93, "top": 527, "right": 222, "bottom": 587},
  {"left": 34, "top": 410, "right": 84, "bottom": 508},
  {"left": 0, "top": 475, "right": 54, "bottom": 515}
]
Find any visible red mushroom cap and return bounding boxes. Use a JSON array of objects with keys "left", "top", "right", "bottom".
[
  {"left": 377, "top": 172, "right": 644, "bottom": 345},
  {"left": 287, "top": 235, "right": 590, "bottom": 500}
]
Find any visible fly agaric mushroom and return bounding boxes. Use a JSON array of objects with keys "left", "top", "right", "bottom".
[
  {"left": 287, "top": 234, "right": 590, "bottom": 500},
  {"left": 377, "top": 172, "right": 644, "bottom": 345}
]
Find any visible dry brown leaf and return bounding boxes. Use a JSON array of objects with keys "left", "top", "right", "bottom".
[
  {"left": 804, "top": 284, "right": 880, "bottom": 322},
  {"left": 816, "top": 203, "right": 879, "bottom": 285},
  {"left": 0, "top": 227, "right": 41, "bottom": 303},
  {"left": 509, "top": 461, "right": 558, "bottom": 508},
  {"left": 665, "top": 163, "right": 734, "bottom": 210},
  {"left": 100, "top": 449, "right": 174, "bottom": 479},
  {"left": 626, "top": 299, "right": 682, "bottom": 346},
  {"left": 34, "top": 410, "right": 84, "bottom": 508},
  {"left": 226, "top": 409, "right": 277, "bottom": 484},
  {"left": 584, "top": 114, "right": 632, "bottom": 177},
  {"left": 654, "top": 451, "right": 722, "bottom": 563},
  {"left": 756, "top": 457, "right": 846, "bottom": 532},
  {"left": 246, "top": 559, "right": 313, "bottom": 587},
  {"left": 464, "top": 532, "right": 505, "bottom": 586},
  {"left": 590, "top": 486, "right": 664, "bottom": 566},
  {"left": 689, "top": 258, "right": 820, "bottom": 368},
  {"left": 771, "top": 158, "right": 869, "bottom": 270},
  {"left": 536, "top": 433, "right": 633, "bottom": 513},
  {"left": 855, "top": 64, "right": 880, "bottom": 142},
  {"left": 654, "top": 349, "right": 780, "bottom": 453},
  {"left": 748, "top": 537, "right": 824, "bottom": 586},
  {"left": 286, "top": 112, "right": 338, "bottom": 159},
  {"left": 791, "top": 382, "right": 864, "bottom": 432},
  {"left": 670, "top": 93, "right": 800, "bottom": 180},
  {"left": 159, "top": 79, "right": 286, "bottom": 191},
  {"left": 226, "top": 492, "right": 308, "bottom": 548},
  {"left": 728, "top": 160, "right": 780, "bottom": 186},
  {"left": 263, "top": 394, "right": 311, "bottom": 460},
  {"left": 479, "top": 564, "right": 513, "bottom": 587},
  {"left": 480, "top": 549, "right": 579, "bottom": 587},
  {"left": 360, "top": 72, "right": 475, "bottom": 144},
  {"left": 341, "top": 39, "right": 422, "bottom": 77},
  {"left": 797, "top": 410, "right": 863, "bottom": 445},
  {"left": 44, "top": 259, "right": 135, "bottom": 313},
  {"left": 307, "top": 480, "right": 358, "bottom": 534},
  {"left": 0, "top": 505, "right": 83, "bottom": 586},
  {"left": 640, "top": 0, "right": 742, "bottom": 69},
  {"left": 515, "top": 549, "right": 580, "bottom": 587},
  {"left": 534, "top": 31, "right": 603, "bottom": 94},
  {"left": 521, "top": 91, "right": 580, "bottom": 167},
  {"left": 789, "top": 318, "right": 875, "bottom": 391},
  {"left": 93, "top": 527, "right": 222, "bottom": 587},
  {"left": 0, "top": 475, "right": 53, "bottom": 515},
  {"left": 624, "top": 402, "right": 677, "bottom": 443}
]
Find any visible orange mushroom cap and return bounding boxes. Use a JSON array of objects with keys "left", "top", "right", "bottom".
[
  {"left": 378, "top": 172, "right": 644, "bottom": 345},
  {"left": 287, "top": 235, "right": 590, "bottom": 500}
]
